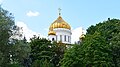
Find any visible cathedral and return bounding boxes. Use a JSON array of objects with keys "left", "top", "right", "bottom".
[{"left": 48, "top": 9, "right": 84, "bottom": 44}]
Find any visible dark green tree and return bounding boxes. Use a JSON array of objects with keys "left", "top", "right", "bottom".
[
  {"left": 0, "top": 6, "right": 30, "bottom": 67},
  {"left": 30, "top": 36, "right": 67, "bottom": 67},
  {"left": 84, "top": 18, "right": 120, "bottom": 67},
  {"left": 10, "top": 38, "right": 30, "bottom": 67},
  {"left": 31, "top": 59, "right": 53, "bottom": 67},
  {"left": 60, "top": 44, "right": 83, "bottom": 67},
  {"left": 60, "top": 18, "right": 120, "bottom": 67},
  {"left": 30, "top": 37, "right": 55, "bottom": 67},
  {"left": 52, "top": 42, "right": 67, "bottom": 67},
  {"left": 0, "top": 6, "right": 15, "bottom": 67},
  {"left": 81, "top": 32, "right": 112, "bottom": 67}
]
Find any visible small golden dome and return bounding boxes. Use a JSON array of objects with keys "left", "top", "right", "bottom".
[
  {"left": 49, "top": 16, "right": 71, "bottom": 31},
  {"left": 48, "top": 31, "right": 56, "bottom": 35},
  {"left": 80, "top": 34, "right": 85, "bottom": 39}
]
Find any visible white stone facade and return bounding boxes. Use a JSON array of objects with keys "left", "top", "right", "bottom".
[{"left": 48, "top": 28, "right": 71, "bottom": 44}]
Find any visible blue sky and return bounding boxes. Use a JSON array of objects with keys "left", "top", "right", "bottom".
[{"left": 1, "top": 0, "right": 120, "bottom": 37}]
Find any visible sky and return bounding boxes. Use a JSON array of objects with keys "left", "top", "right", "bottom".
[{"left": 1, "top": 0, "right": 120, "bottom": 43}]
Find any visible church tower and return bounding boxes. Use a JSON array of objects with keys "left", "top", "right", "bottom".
[
  {"left": 48, "top": 8, "right": 72, "bottom": 44},
  {"left": 79, "top": 28, "right": 85, "bottom": 43}
]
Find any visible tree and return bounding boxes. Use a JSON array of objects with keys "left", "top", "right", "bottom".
[
  {"left": 60, "top": 18, "right": 120, "bottom": 67},
  {"left": 30, "top": 37, "right": 55, "bottom": 67},
  {"left": 84, "top": 18, "right": 120, "bottom": 67},
  {"left": 0, "top": 6, "right": 30, "bottom": 67},
  {"left": 81, "top": 32, "right": 112, "bottom": 67},
  {"left": 10, "top": 38, "right": 31, "bottom": 67},
  {"left": 0, "top": 6, "right": 15, "bottom": 67},
  {"left": 31, "top": 59, "right": 54, "bottom": 67},
  {"left": 30, "top": 36, "right": 67, "bottom": 67},
  {"left": 60, "top": 44, "right": 83, "bottom": 67},
  {"left": 52, "top": 42, "right": 67, "bottom": 67},
  {"left": 110, "top": 27, "right": 120, "bottom": 66}
]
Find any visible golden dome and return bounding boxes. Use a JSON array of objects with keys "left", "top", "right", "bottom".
[
  {"left": 49, "top": 16, "right": 71, "bottom": 31},
  {"left": 80, "top": 34, "right": 85, "bottom": 39},
  {"left": 48, "top": 31, "right": 56, "bottom": 35}
]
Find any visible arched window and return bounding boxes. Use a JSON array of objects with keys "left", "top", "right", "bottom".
[
  {"left": 60, "top": 35, "right": 62, "bottom": 41},
  {"left": 68, "top": 36, "right": 70, "bottom": 42},
  {"left": 69, "top": 36, "right": 71, "bottom": 43},
  {"left": 52, "top": 38, "right": 54, "bottom": 41},
  {"left": 64, "top": 35, "right": 66, "bottom": 41}
]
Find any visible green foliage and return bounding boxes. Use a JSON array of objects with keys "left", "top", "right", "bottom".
[
  {"left": 10, "top": 39, "right": 30, "bottom": 65},
  {"left": 8, "top": 63, "right": 23, "bottom": 67},
  {"left": 0, "top": 6, "right": 30, "bottom": 67},
  {"left": 30, "top": 37, "right": 55, "bottom": 66},
  {"left": 85, "top": 19, "right": 120, "bottom": 67},
  {"left": 61, "top": 18, "right": 120, "bottom": 67},
  {"left": 52, "top": 42, "right": 67, "bottom": 67},
  {"left": 82, "top": 32, "right": 112, "bottom": 66},
  {"left": 31, "top": 59, "right": 54, "bottom": 67},
  {"left": 30, "top": 37, "right": 67, "bottom": 67},
  {"left": 30, "top": 37, "right": 54, "bottom": 61},
  {"left": 60, "top": 45, "right": 83, "bottom": 67},
  {"left": 0, "top": 6, "right": 15, "bottom": 67}
]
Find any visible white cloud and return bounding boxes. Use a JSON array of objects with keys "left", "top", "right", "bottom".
[
  {"left": 16, "top": 21, "right": 46, "bottom": 41},
  {"left": 71, "top": 27, "right": 86, "bottom": 44},
  {"left": 0, "top": 0, "right": 3, "bottom": 3},
  {"left": 26, "top": 11, "right": 39, "bottom": 17}
]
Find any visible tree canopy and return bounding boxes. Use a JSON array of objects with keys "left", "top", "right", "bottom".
[
  {"left": 0, "top": 6, "right": 30, "bottom": 67},
  {"left": 30, "top": 36, "right": 67, "bottom": 67},
  {"left": 0, "top": 6, "right": 15, "bottom": 66},
  {"left": 60, "top": 18, "right": 120, "bottom": 67}
]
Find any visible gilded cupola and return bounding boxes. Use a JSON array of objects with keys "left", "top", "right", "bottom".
[
  {"left": 48, "top": 8, "right": 71, "bottom": 36},
  {"left": 49, "top": 16, "right": 71, "bottom": 31},
  {"left": 48, "top": 30, "right": 56, "bottom": 35}
]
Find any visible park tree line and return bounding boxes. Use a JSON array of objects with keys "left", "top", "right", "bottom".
[
  {"left": 60, "top": 18, "right": 120, "bottom": 67},
  {"left": 0, "top": 7, "right": 120, "bottom": 67}
]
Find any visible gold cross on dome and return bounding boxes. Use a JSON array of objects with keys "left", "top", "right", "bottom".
[{"left": 58, "top": 8, "right": 61, "bottom": 16}]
